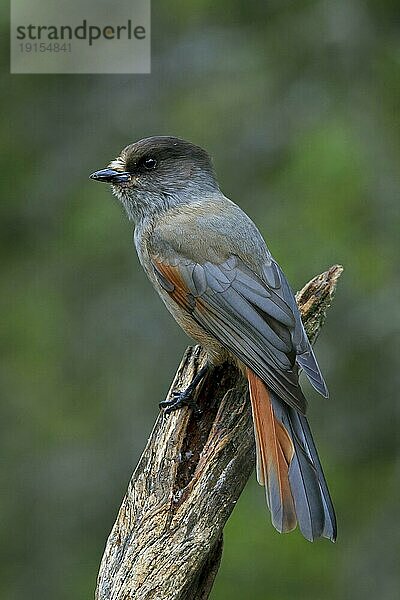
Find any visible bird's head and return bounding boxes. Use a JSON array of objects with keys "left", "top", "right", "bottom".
[{"left": 90, "top": 136, "right": 219, "bottom": 221}]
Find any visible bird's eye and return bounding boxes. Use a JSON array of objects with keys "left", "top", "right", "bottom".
[{"left": 142, "top": 157, "right": 157, "bottom": 170}]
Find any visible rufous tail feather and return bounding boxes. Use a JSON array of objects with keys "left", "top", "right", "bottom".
[
  {"left": 247, "top": 367, "right": 297, "bottom": 534},
  {"left": 246, "top": 368, "right": 337, "bottom": 541}
]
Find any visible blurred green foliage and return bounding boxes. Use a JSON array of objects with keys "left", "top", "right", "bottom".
[{"left": 1, "top": 1, "right": 399, "bottom": 599}]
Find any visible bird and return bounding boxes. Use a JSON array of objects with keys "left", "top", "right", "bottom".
[{"left": 90, "top": 135, "right": 337, "bottom": 542}]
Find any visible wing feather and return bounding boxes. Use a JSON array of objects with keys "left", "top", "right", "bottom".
[{"left": 153, "top": 254, "right": 327, "bottom": 412}]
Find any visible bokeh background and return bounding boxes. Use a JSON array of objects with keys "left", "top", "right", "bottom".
[{"left": 1, "top": 1, "right": 399, "bottom": 599}]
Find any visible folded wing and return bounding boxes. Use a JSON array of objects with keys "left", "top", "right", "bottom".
[{"left": 152, "top": 254, "right": 328, "bottom": 413}]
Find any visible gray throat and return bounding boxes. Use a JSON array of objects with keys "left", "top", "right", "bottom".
[{"left": 112, "top": 180, "right": 221, "bottom": 224}]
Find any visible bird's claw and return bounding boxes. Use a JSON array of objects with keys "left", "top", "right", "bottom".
[{"left": 159, "top": 390, "right": 201, "bottom": 416}]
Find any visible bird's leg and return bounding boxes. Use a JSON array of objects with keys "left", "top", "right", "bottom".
[{"left": 160, "top": 363, "right": 210, "bottom": 415}]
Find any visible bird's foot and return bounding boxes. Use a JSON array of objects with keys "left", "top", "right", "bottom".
[
  {"left": 159, "top": 389, "right": 202, "bottom": 416},
  {"left": 159, "top": 363, "right": 210, "bottom": 416}
]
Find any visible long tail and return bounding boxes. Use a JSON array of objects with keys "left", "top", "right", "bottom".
[{"left": 246, "top": 368, "right": 337, "bottom": 542}]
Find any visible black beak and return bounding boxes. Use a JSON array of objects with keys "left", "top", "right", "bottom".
[{"left": 90, "top": 168, "right": 131, "bottom": 184}]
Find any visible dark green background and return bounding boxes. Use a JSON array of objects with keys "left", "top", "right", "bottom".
[{"left": 1, "top": 1, "right": 399, "bottom": 598}]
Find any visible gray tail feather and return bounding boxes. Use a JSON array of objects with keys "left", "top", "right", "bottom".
[
  {"left": 293, "top": 410, "right": 337, "bottom": 541},
  {"left": 271, "top": 393, "right": 337, "bottom": 542}
]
